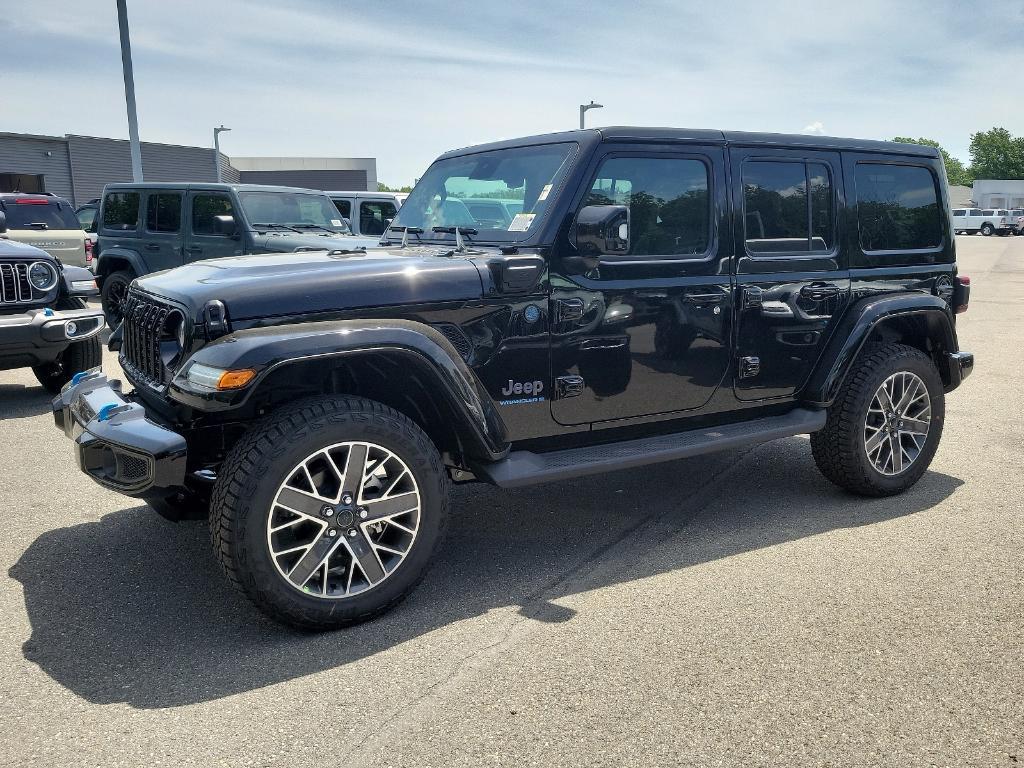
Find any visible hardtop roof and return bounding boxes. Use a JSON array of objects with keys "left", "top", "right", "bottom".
[{"left": 100, "top": 182, "right": 330, "bottom": 195}]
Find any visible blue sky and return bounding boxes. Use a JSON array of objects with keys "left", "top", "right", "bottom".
[{"left": 4, "top": 0, "right": 1022, "bottom": 185}]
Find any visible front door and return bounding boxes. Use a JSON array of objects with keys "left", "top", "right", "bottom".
[
  {"left": 730, "top": 147, "right": 851, "bottom": 400},
  {"left": 550, "top": 146, "right": 733, "bottom": 425},
  {"left": 185, "top": 191, "right": 243, "bottom": 262}
]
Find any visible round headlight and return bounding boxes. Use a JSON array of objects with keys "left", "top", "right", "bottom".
[
  {"left": 28, "top": 261, "right": 58, "bottom": 292},
  {"left": 163, "top": 310, "right": 187, "bottom": 349}
]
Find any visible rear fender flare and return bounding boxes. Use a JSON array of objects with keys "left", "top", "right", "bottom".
[
  {"left": 169, "top": 319, "right": 510, "bottom": 461},
  {"left": 803, "top": 293, "right": 959, "bottom": 406},
  {"left": 95, "top": 248, "right": 146, "bottom": 282}
]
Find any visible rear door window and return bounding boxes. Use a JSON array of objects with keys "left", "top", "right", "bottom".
[
  {"left": 102, "top": 192, "right": 141, "bottom": 231},
  {"left": 742, "top": 160, "right": 834, "bottom": 253},
  {"left": 332, "top": 199, "right": 352, "bottom": 218},
  {"left": 952, "top": 209, "right": 966, "bottom": 216},
  {"left": 2, "top": 198, "right": 81, "bottom": 230},
  {"left": 359, "top": 200, "right": 398, "bottom": 236},
  {"left": 854, "top": 164, "right": 942, "bottom": 251},
  {"left": 146, "top": 193, "right": 183, "bottom": 233}
]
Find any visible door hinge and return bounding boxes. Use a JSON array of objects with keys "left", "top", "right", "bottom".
[
  {"left": 554, "top": 298, "right": 585, "bottom": 323},
  {"left": 555, "top": 375, "right": 585, "bottom": 398},
  {"left": 741, "top": 286, "right": 763, "bottom": 310},
  {"left": 739, "top": 356, "right": 761, "bottom": 379}
]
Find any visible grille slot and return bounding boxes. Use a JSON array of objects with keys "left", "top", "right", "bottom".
[
  {"left": 0, "top": 263, "right": 34, "bottom": 304},
  {"left": 120, "top": 291, "right": 174, "bottom": 387},
  {"left": 433, "top": 323, "right": 472, "bottom": 362}
]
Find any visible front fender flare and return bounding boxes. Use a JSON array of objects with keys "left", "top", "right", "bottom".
[
  {"left": 169, "top": 319, "right": 509, "bottom": 461},
  {"left": 803, "top": 293, "right": 960, "bottom": 406}
]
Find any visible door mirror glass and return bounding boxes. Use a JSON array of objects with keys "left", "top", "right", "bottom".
[{"left": 575, "top": 204, "right": 629, "bottom": 256}]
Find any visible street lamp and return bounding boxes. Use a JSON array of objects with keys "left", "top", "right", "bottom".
[
  {"left": 579, "top": 100, "right": 604, "bottom": 129},
  {"left": 213, "top": 125, "right": 231, "bottom": 182},
  {"left": 116, "top": 0, "right": 143, "bottom": 181}
]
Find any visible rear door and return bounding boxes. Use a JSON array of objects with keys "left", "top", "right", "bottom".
[
  {"left": 730, "top": 147, "right": 851, "bottom": 400},
  {"left": 184, "top": 190, "right": 243, "bottom": 262},
  {"left": 358, "top": 198, "right": 398, "bottom": 237},
  {"left": 140, "top": 189, "right": 185, "bottom": 271}
]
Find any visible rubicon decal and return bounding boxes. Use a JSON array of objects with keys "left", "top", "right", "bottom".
[{"left": 499, "top": 379, "right": 545, "bottom": 405}]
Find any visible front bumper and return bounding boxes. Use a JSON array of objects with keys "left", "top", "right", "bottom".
[
  {"left": 0, "top": 306, "right": 104, "bottom": 367},
  {"left": 52, "top": 370, "right": 187, "bottom": 497},
  {"left": 943, "top": 350, "right": 974, "bottom": 391}
]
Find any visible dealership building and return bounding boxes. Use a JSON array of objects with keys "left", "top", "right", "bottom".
[{"left": 0, "top": 131, "right": 377, "bottom": 206}]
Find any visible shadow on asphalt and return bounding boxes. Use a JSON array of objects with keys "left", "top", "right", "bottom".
[
  {"left": 9, "top": 440, "right": 963, "bottom": 709},
  {"left": 0, "top": 383, "right": 53, "bottom": 418}
]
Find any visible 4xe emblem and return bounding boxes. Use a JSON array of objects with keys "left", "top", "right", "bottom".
[{"left": 499, "top": 379, "right": 545, "bottom": 405}]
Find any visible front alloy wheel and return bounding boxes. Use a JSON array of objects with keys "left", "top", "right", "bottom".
[{"left": 268, "top": 442, "right": 421, "bottom": 598}]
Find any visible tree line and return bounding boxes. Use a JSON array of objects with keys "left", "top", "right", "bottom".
[{"left": 893, "top": 127, "right": 1024, "bottom": 185}]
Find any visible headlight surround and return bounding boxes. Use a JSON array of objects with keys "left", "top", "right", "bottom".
[
  {"left": 28, "top": 261, "right": 58, "bottom": 292},
  {"left": 184, "top": 363, "right": 257, "bottom": 391}
]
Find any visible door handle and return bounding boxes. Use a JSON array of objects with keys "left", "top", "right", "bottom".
[
  {"left": 145, "top": 243, "right": 161, "bottom": 251},
  {"left": 185, "top": 246, "right": 203, "bottom": 254},
  {"left": 800, "top": 283, "right": 841, "bottom": 300},
  {"left": 683, "top": 293, "right": 724, "bottom": 305}
]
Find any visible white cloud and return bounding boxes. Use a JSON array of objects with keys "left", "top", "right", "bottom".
[{"left": 802, "top": 122, "right": 826, "bottom": 136}]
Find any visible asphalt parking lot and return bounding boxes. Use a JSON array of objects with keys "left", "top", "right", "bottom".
[{"left": 1, "top": 235, "right": 1021, "bottom": 767}]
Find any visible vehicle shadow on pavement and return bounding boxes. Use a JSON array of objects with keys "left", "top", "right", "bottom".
[
  {"left": 9, "top": 438, "right": 964, "bottom": 709},
  {"left": 0, "top": 383, "right": 53, "bottom": 418}
]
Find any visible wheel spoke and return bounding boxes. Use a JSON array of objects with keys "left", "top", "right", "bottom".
[
  {"left": 900, "top": 416, "right": 929, "bottom": 436},
  {"left": 888, "top": 433, "right": 903, "bottom": 473},
  {"left": 894, "top": 377, "right": 921, "bottom": 413},
  {"left": 276, "top": 486, "right": 329, "bottom": 518},
  {"left": 342, "top": 444, "right": 369, "bottom": 499},
  {"left": 362, "top": 491, "right": 419, "bottom": 522},
  {"left": 288, "top": 535, "right": 342, "bottom": 587},
  {"left": 864, "top": 428, "right": 887, "bottom": 456},
  {"left": 345, "top": 529, "right": 385, "bottom": 584}
]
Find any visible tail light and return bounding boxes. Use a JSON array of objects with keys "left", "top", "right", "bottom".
[
  {"left": 953, "top": 275, "right": 970, "bottom": 314},
  {"left": 84, "top": 238, "right": 93, "bottom": 264}
]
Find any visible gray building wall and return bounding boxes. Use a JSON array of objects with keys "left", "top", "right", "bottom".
[
  {"left": 238, "top": 169, "right": 367, "bottom": 190},
  {"left": 0, "top": 132, "right": 75, "bottom": 201}
]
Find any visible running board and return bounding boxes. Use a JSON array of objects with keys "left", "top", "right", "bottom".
[{"left": 475, "top": 408, "right": 827, "bottom": 489}]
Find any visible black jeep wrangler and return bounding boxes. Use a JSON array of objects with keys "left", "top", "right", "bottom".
[
  {"left": 53, "top": 128, "right": 973, "bottom": 630},
  {"left": 0, "top": 213, "right": 103, "bottom": 393}
]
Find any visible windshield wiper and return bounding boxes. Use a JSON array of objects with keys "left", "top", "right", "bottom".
[
  {"left": 390, "top": 225, "right": 423, "bottom": 247},
  {"left": 292, "top": 223, "right": 344, "bottom": 235},
  {"left": 251, "top": 222, "right": 303, "bottom": 234},
  {"left": 431, "top": 226, "right": 478, "bottom": 252}
]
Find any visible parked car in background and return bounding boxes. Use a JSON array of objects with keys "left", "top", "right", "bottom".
[
  {"left": 94, "top": 183, "right": 380, "bottom": 325},
  {"left": 1008, "top": 209, "right": 1024, "bottom": 235},
  {"left": 951, "top": 207, "right": 1013, "bottom": 236},
  {"left": 0, "top": 193, "right": 91, "bottom": 268},
  {"left": 460, "top": 198, "right": 524, "bottom": 228},
  {"left": 75, "top": 199, "right": 100, "bottom": 253},
  {"left": 327, "top": 191, "right": 402, "bottom": 237},
  {"left": 0, "top": 215, "right": 103, "bottom": 393},
  {"left": 394, "top": 192, "right": 409, "bottom": 206}
]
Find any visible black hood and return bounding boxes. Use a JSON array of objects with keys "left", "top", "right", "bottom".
[{"left": 134, "top": 246, "right": 487, "bottom": 321}]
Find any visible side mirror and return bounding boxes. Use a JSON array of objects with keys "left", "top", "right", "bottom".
[
  {"left": 0, "top": 210, "right": 6, "bottom": 234},
  {"left": 575, "top": 205, "right": 629, "bottom": 257},
  {"left": 213, "top": 214, "right": 238, "bottom": 238}
]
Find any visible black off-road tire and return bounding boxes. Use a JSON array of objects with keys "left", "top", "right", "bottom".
[
  {"left": 31, "top": 332, "right": 102, "bottom": 395},
  {"left": 100, "top": 269, "right": 134, "bottom": 327},
  {"left": 811, "top": 343, "right": 945, "bottom": 497},
  {"left": 209, "top": 396, "right": 449, "bottom": 630}
]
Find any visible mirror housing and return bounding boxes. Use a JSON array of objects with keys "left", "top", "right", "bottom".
[
  {"left": 0, "top": 210, "right": 6, "bottom": 234},
  {"left": 214, "top": 214, "right": 238, "bottom": 238},
  {"left": 574, "top": 205, "right": 629, "bottom": 258}
]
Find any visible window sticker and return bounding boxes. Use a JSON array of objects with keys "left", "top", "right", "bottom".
[
  {"left": 331, "top": 219, "right": 343, "bottom": 227},
  {"left": 508, "top": 213, "right": 536, "bottom": 232},
  {"left": 538, "top": 184, "right": 552, "bottom": 201}
]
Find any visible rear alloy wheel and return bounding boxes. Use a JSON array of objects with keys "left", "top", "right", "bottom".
[
  {"left": 811, "top": 343, "right": 944, "bottom": 496},
  {"left": 980, "top": 223, "right": 994, "bottom": 236},
  {"left": 210, "top": 396, "right": 448, "bottom": 629}
]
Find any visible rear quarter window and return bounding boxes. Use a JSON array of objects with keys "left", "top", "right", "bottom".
[
  {"left": 103, "top": 192, "right": 141, "bottom": 231},
  {"left": 855, "top": 163, "right": 942, "bottom": 252}
]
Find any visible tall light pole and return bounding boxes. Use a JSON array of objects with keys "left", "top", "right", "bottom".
[
  {"left": 579, "top": 100, "right": 604, "bottom": 129},
  {"left": 213, "top": 125, "right": 231, "bottom": 182},
  {"left": 116, "top": 0, "right": 143, "bottom": 181}
]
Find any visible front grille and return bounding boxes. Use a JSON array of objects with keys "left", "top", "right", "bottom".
[
  {"left": 120, "top": 291, "right": 173, "bottom": 387},
  {"left": 0, "top": 262, "right": 34, "bottom": 304}
]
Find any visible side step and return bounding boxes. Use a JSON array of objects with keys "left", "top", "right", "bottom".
[{"left": 474, "top": 408, "right": 827, "bottom": 489}]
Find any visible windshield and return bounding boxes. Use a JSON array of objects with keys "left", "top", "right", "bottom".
[
  {"left": 237, "top": 192, "right": 352, "bottom": 234},
  {"left": 388, "top": 142, "right": 577, "bottom": 242},
  {"left": 1, "top": 198, "right": 81, "bottom": 230}
]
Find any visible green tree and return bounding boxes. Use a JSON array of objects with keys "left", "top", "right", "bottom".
[
  {"left": 892, "top": 137, "right": 973, "bottom": 185},
  {"left": 378, "top": 182, "right": 413, "bottom": 192},
  {"left": 967, "top": 127, "right": 1024, "bottom": 180}
]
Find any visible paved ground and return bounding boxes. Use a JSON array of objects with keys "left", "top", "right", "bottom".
[{"left": 1, "top": 236, "right": 1021, "bottom": 767}]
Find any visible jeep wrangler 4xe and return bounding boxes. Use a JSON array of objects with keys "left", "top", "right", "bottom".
[
  {"left": 0, "top": 212, "right": 103, "bottom": 392},
  {"left": 53, "top": 128, "right": 973, "bottom": 630}
]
